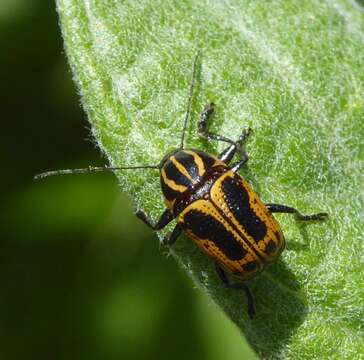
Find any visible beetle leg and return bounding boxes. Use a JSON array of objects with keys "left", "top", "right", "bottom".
[
  {"left": 198, "top": 103, "right": 252, "bottom": 165},
  {"left": 214, "top": 263, "right": 256, "bottom": 319},
  {"left": 219, "top": 127, "right": 252, "bottom": 164},
  {"left": 229, "top": 153, "right": 249, "bottom": 173},
  {"left": 219, "top": 144, "right": 238, "bottom": 164},
  {"left": 135, "top": 208, "right": 174, "bottom": 230},
  {"left": 198, "top": 103, "right": 236, "bottom": 146},
  {"left": 219, "top": 126, "right": 252, "bottom": 162},
  {"left": 162, "top": 224, "right": 182, "bottom": 245},
  {"left": 265, "top": 204, "right": 328, "bottom": 221}
]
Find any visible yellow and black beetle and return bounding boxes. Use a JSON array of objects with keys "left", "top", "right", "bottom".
[{"left": 36, "top": 53, "right": 328, "bottom": 318}]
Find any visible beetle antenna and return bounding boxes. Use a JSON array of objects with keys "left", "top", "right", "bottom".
[
  {"left": 180, "top": 51, "right": 200, "bottom": 149},
  {"left": 34, "top": 165, "right": 159, "bottom": 180}
]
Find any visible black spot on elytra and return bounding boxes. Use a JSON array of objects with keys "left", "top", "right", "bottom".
[
  {"left": 183, "top": 210, "right": 247, "bottom": 260},
  {"left": 221, "top": 176, "right": 267, "bottom": 242},
  {"left": 266, "top": 240, "right": 277, "bottom": 255},
  {"left": 243, "top": 262, "right": 257, "bottom": 272}
]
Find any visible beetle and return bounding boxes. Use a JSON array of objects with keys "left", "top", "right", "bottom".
[{"left": 36, "top": 53, "right": 328, "bottom": 318}]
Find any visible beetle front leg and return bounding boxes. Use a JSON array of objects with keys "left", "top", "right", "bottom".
[
  {"left": 198, "top": 103, "right": 252, "bottom": 165},
  {"left": 219, "top": 127, "right": 252, "bottom": 165},
  {"left": 265, "top": 204, "right": 328, "bottom": 221},
  {"left": 215, "top": 263, "right": 256, "bottom": 319},
  {"left": 135, "top": 208, "right": 174, "bottom": 230},
  {"left": 229, "top": 154, "right": 249, "bottom": 173},
  {"left": 228, "top": 128, "right": 252, "bottom": 171},
  {"left": 198, "top": 103, "right": 236, "bottom": 146}
]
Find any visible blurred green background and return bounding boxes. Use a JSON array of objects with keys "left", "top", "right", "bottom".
[{"left": 0, "top": 1, "right": 256, "bottom": 359}]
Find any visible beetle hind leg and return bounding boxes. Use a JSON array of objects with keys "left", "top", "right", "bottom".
[
  {"left": 214, "top": 263, "right": 256, "bottom": 319},
  {"left": 265, "top": 203, "right": 328, "bottom": 221}
]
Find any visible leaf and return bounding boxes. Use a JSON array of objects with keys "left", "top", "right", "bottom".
[{"left": 56, "top": 0, "right": 364, "bottom": 358}]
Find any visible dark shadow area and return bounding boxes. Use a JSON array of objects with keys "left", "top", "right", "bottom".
[{"left": 244, "top": 258, "right": 307, "bottom": 357}]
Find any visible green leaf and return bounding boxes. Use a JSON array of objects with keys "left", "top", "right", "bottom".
[{"left": 56, "top": 0, "right": 363, "bottom": 358}]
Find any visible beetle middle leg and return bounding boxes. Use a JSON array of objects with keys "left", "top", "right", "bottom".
[
  {"left": 265, "top": 204, "right": 328, "bottom": 221},
  {"left": 215, "top": 263, "right": 256, "bottom": 319}
]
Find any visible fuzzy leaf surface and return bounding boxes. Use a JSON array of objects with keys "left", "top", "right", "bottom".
[{"left": 57, "top": 1, "right": 364, "bottom": 358}]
